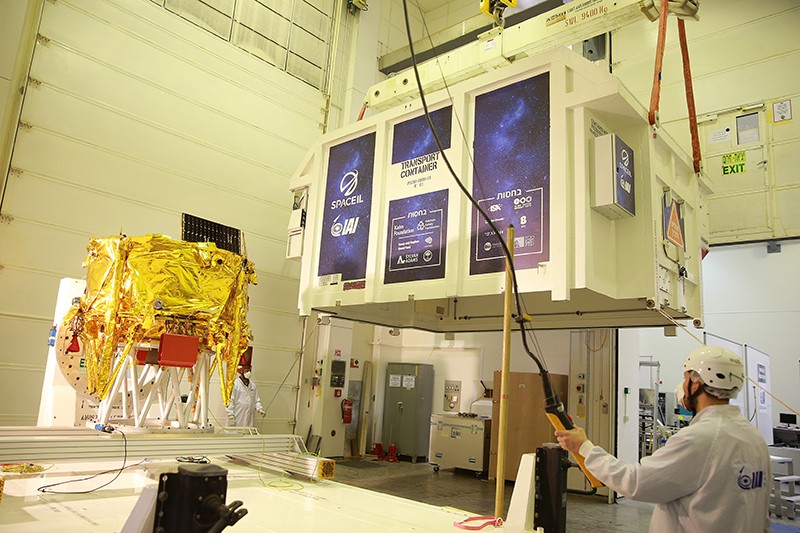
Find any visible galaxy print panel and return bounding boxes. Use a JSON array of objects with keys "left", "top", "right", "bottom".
[
  {"left": 470, "top": 73, "right": 550, "bottom": 275},
  {"left": 318, "top": 133, "right": 376, "bottom": 284},
  {"left": 392, "top": 106, "right": 452, "bottom": 165},
  {"left": 384, "top": 189, "right": 449, "bottom": 284}
]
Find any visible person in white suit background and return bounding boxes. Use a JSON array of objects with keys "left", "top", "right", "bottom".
[{"left": 225, "top": 355, "right": 265, "bottom": 428}]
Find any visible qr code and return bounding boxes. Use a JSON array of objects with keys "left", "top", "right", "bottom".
[{"left": 514, "top": 236, "right": 536, "bottom": 248}]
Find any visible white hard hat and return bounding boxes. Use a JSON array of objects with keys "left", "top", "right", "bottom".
[{"left": 683, "top": 345, "right": 745, "bottom": 394}]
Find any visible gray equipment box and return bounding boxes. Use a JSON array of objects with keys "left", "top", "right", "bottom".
[{"left": 382, "top": 363, "right": 434, "bottom": 462}]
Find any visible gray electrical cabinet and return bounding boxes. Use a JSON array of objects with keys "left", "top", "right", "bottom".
[{"left": 381, "top": 363, "right": 434, "bottom": 462}]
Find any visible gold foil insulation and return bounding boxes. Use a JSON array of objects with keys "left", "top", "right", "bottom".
[{"left": 64, "top": 234, "right": 256, "bottom": 405}]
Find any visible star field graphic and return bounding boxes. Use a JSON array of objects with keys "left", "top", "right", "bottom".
[
  {"left": 470, "top": 73, "right": 550, "bottom": 275},
  {"left": 318, "top": 133, "right": 376, "bottom": 281},
  {"left": 392, "top": 106, "right": 452, "bottom": 164},
  {"left": 384, "top": 189, "right": 449, "bottom": 284}
]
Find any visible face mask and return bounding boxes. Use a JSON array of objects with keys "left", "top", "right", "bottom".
[{"left": 243, "top": 371, "right": 251, "bottom": 379}]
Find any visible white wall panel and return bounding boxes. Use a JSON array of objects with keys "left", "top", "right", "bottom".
[
  {"left": 0, "top": 2, "right": 29, "bottom": 78},
  {"left": 611, "top": 1, "right": 800, "bottom": 243},
  {"left": 287, "top": 52, "right": 324, "bottom": 89},
  {"left": 306, "top": 0, "right": 334, "bottom": 18},
  {"left": 295, "top": 2, "right": 331, "bottom": 42},
  {"left": 0, "top": 0, "right": 326, "bottom": 429},
  {"left": 236, "top": 0, "right": 292, "bottom": 48},
  {"left": 166, "top": 0, "right": 233, "bottom": 37},
  {"left": 232, "top": 24, "right": 289, "bottom": 68},
  {"left": 290, "top": 25, "right": 327, "bottom": 68}
]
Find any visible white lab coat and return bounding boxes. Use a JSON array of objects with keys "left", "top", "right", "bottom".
[
  {"left": 225, "top": 376, "right": 263, "bottom": 427},
  {"left": 580, "top": 404, "right": 770, "bottom": 533}
]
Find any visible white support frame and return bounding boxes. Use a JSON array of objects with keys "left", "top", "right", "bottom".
[{"left": 96, "top": 349, "right": 215, "bottom": 430}]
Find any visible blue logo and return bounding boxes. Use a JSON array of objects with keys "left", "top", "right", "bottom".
[{"left": 737, "top": 467, "right": 765, "bottom": 490}]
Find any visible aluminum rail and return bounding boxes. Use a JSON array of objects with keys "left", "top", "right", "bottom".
[
  {"left": 231, "top": 452, "right": 336, "bottom": 480},
  {"left": 0, "top": 427, "right": 308, "bottom": 464}
]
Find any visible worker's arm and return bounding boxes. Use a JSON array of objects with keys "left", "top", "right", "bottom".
[{"left": 557, "top": 427, "right": 706, "bottom": 504}]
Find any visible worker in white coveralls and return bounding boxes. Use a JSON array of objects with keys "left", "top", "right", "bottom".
[
  {"left": 556, "top": 345, "right": 770, "bottom": 533},
  {"left": 226, "top": 361, "right": 265, "bottom": 427}
]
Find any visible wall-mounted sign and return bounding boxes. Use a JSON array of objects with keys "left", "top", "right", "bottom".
[
  {"left": 772, "top": 99, "right": 792, "bottom": 123},
  {"left": 721, "top": 151, "right": 746, "bottom": 175},
  {"left": 318, "top": 133, "right": 376, "bottom": 284},
  {"left": 384, "top": 189, "right": 448, "bottom": 284},
  {"left": 470, "top": 73, "right": 550, "bottom": 275}
]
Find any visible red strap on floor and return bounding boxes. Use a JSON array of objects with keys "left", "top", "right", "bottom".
[
  {"left": 454, "top": 516, "right": 504, "bottom": 530},
  {"left": 677, "top": 18, "right": 702, "bottom": 174},
  {"left": 647, "top": 0, "right": 669, "bottom": 126}
]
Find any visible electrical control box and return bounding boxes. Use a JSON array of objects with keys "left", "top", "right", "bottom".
[
  {"left": 592, "top": 133, "right": 636, "bottom": 220},
  {"left": 330, "top": 359, "right": 346, "bottom": 388},
  {"left": 444, "top": 380, "right": 461, "bottom": 412}
]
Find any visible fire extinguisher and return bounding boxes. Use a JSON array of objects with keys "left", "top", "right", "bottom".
[{"left": 341, "top": 398, "right": 353, "bottom": 424}]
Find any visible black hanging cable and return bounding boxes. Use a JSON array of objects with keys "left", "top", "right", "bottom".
[
  {"left": 400, "top": 0, "right": 554, "bottom": 391},
  {"left": 37, "top": 428, "right": 144, "bottom": 495},
  {"left": 415, "top": 11, "right": 553, "bottom": 376}
]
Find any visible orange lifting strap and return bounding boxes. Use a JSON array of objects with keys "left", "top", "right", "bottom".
[{"left": 647, "top": 0, "right": 702, "bottom": 174}]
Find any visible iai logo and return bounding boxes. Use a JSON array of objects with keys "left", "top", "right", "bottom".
[
  {"left": 330, "top": 214, "right": 360, "bottom": 237},
  {"left": 737, "top": 467, "right": 765, "bottom": 490},
  {"left": 340, "top": 170, "right": 358, "bottom": 196}
]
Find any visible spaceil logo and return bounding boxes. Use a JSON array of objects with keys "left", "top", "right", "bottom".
[
  {"left": 621, "top": 149, "right": 630, "bottom": 168},
  {"left": 331, "top": 170, "right": 364, "bottom": 210},
  {"left": 737, "top": 467, "right": 765, "bottom": 490}
]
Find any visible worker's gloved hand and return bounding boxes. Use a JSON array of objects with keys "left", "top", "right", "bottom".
[
  {"left": 257, "top": 408, "right": 266, "bottom": 416},
  {"left": 555, "top": 427, "right": 588, "bottom": 454},
  {"left": 228, "top": 415, "right": 236, "bottom": 426}
]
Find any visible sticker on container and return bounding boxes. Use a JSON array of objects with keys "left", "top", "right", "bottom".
[
  {"left": 402, "top": 375, "right": 416, "bottom": 388},
  {"left": 318, "top": 273, "right": 342, "bottom": 287},
  {"left": 389, "top": 374, "right": 402, "bottom": 387}
]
